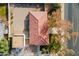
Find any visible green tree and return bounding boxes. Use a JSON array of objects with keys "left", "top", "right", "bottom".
[
  {"left": 0, "top": 38, "right": 9, "bottom": 55},
  {"left": 48, "top": 4, "right": 61, "bottom": 15}
]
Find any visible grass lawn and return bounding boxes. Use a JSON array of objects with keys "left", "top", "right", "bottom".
[{"left": 0, "top": 5, "right": 6, "bottom": 17}]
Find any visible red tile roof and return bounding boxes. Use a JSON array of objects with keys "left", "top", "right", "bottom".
[{"left": 29, "top": 12, "right": 49, "bottom": 45}]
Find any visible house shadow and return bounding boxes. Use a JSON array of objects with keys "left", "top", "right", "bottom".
[{"left": 24, "top": 15, "right": 29, "bottom": 40}]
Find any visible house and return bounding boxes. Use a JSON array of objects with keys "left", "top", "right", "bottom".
[
  {"left": 9, "top": 3, "right": 47, "bottom": 48},
  {"left": 8, "top": 3, "right": 51, "bottom": 55}
]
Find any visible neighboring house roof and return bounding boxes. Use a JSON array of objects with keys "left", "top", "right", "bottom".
[{"left": 29, "top": 12, "right": 49, "bottom": 45}]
